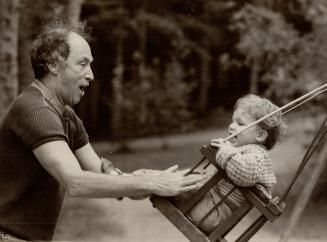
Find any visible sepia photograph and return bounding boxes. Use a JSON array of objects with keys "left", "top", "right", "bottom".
[{"left": 0, "top": 0, "right": 327, "bottom": 241}]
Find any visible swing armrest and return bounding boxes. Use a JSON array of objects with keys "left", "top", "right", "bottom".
[
  {"left": 267, "top": 198, "right": 285, "bottom": 216},
  {"left": 240, "top": 188, "right": 283, "bottom": 221},
  {"left": 176, "top": 171, "right": 225, "bottom": 214}
]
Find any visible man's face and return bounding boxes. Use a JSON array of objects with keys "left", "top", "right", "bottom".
[
  {"left": 227, "top": 108, "right": 261, "bottom": 147},
  {"left": 57, "top": 32, "right": 94, "bottom": 106}
]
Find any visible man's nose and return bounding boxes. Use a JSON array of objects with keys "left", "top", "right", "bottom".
[{"left": 85, "top": 66, "right": 94, "bottom": 82}]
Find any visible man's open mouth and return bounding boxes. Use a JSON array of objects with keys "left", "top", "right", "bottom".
[{"left": 79, "top": 85, "right": 88, "bottom": 93}]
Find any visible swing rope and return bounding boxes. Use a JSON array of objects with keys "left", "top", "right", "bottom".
[
  {"left": 151, "top": 85, "right": 327, "bottom": 242},
  {"left": 186, "top": 84, "right": 327, "bottom": 176},
  {"left": 279, "top": 114, "right": 327, "bottom": 203}
]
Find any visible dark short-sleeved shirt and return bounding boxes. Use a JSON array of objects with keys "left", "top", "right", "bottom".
[{"left": 0, "top": 81, "right": 89, "bottom": 240}]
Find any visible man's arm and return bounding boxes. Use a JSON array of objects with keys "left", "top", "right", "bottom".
[
  {"left": 74, "top": 143, "right": 102, "bottom": 173},
  {"left": 74, "top": 143, "right": 123, "bottom": 175},
  {"left": 33, "top": 140, "right": 205, "bottom": 198}
]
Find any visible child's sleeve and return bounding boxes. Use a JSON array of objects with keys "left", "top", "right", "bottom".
[
  {"left": 215, "top": 143, "right": 238, "bottom": 168},
  {"left": 217, "top": 146, "right": 267, "bottom": 187}
]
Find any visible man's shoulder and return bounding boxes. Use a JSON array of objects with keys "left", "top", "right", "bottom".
[
  {"left": 8, "top": 86, "right": 58, "bottom": 122},
  {"left": 14, "top": 85, "right": 42, "bottom": 103},
  {"left": 12, "top": 86, "right": 47, "bottom": 112}
]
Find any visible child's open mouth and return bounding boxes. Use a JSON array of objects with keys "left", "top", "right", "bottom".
[{"left": 229, "top": 134, "right": 237, "bottom": 144}]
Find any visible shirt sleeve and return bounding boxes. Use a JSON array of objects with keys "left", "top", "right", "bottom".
[
  {"left": 219, "top": 145, "right": 268, "bottom": 187},
  {"left": 215, "top": 143, "right": 238, "bottom": 168},
  {"left": 73, "top": 115, "right": 89, "bottom": 150},
  {"left": 64, "top": 106, "right": 89, "bottom": 151},
  {"left": 11, "top": 106, "right": 67, "bottom": 149}
]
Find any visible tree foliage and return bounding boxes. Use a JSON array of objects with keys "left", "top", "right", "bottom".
[
  {"left": 227, "top": 2, "right": 327, "bottom": 106},
  {"left": 115, "top": 58, "right": 193, "bottom": 139},
  {"left": 84, "top": 0, "right": 238, "bottom": 139},
  {"left": 6, "top": 0, "right": 327, "bottom": 139}
]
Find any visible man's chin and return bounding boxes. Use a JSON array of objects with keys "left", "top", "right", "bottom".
[{"left": 72, "top": 96, "right": 83, "bottom": 105}]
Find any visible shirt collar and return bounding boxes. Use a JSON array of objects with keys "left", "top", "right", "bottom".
[{"left": 31, "top": 80, "right": 66, "bottom": 115}]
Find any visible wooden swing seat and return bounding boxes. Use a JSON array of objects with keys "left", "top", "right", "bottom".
[{"left": 150, "top": 145, "right": 285, "bottom": 242}]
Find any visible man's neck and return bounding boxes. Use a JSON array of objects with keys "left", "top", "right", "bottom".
[
  {"left": 34, "top": 78, "right": 66, "bottom": 114},
  {"left": 38, "top": 76, "right": 64, "bottom": 106}
]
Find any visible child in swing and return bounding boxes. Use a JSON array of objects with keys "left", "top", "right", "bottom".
[{"left": 183, "top": 94, "right": 287, "bottom": 233}]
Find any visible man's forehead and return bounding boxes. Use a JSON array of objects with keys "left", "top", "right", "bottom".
[{"left": 67, "top": 32, "right": 93, "bottom": 60}]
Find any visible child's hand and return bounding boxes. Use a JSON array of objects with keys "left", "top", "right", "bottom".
[
  {"left": 101, "top": 157, "right": 123, "bottom": 175},
  {"left": 211, "top": 138, "right": 236, "bottom": 168},
  {"left": 210, "top": 137, "right": 224, "bottom": 146},
  {"left": 210, "top": 138, "right": 232, "bottom": 149}
]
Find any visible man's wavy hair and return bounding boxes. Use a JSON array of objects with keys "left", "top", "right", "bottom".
[
  {"left": 30, "top": 18, "right": 91, "bottom": 80},
  {"left": 234, "top": 94, "right": 288, "bottom": 150}
]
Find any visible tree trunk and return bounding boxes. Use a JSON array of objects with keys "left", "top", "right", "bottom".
[
  {"left": 0, "top": 0, "right": 20, "bottom": 117},
  {"left": 111, "top": 35, "right": 124, "bottom": 137},
  {"left": 197, "top": 2, "right": 211, "bottom": 114},
  {"left": 249, "top": 60, "right": 259, "bottom": 94},
  {"left": 18, "top": 0, "right": 35, "bottom": 92},
  {"left": 197, "top": 54, "right": 211, "bottom": 114},
  {"left": 138, "top": 10, "right": 148, "bottom": 124}
]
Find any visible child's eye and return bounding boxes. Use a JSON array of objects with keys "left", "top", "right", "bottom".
[{"left": 238, "top": 121, "right": 245, "bottom": 126}]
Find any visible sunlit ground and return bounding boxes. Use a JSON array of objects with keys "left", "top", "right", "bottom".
[{"left": 54, "top": 117, "right": 327, "bottom": 242}]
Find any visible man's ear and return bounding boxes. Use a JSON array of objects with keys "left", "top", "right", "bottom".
[
  {"left": 47, "top": 62, "right": 60, "bottom": 74},
  {"left": 256, "top": 129, "right": 268, "bottom": 143}
]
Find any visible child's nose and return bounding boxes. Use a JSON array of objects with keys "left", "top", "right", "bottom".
[{"left": 228, "top": 123, "right": 236, "bottom": 133}]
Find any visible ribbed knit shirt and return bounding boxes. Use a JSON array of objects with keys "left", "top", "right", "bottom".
[
  {"left": 0, "top": 80, "right": 89, "bottom": 240},
  {"left": 214, "top": 144, "right": 277, "bottom": 206}
]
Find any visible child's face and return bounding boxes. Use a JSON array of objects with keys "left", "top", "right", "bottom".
[{"left": 228, "top": 108, "right": 261, "bottom": 147}]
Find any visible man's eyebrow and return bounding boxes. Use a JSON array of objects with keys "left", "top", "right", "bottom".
[{"left": 81, "top": 57, "right": 93, "bottom": 63}]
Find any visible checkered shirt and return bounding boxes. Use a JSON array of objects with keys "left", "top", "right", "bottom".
[{"left": 215, "top": 143, "right": 276, "bottom": 198}]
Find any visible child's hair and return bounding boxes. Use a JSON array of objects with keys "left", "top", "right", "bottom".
[{"left": 234, "top": 94, "right": 287, "bottom": 150}]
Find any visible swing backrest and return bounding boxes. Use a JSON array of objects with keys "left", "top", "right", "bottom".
[{"left": 150, "top": 145, "right": 285, "bottom": 242}]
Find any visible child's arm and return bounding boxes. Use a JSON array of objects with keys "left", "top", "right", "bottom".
[
  {"left": 221, "top": 150, "right": 265, "bottom": 187},
  {"left": 211, "top": 141, "right": 267, "bottom": 187}
]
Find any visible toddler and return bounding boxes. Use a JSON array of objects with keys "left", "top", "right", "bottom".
[{"left": 184, "top": 94, "right": 287, "bottom": 233}]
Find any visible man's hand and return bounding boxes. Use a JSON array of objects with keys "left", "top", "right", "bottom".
[
  {"left": 130, "top": 166, "right": 204, "bottom": 199},
  {"left": 132, "top": 166, "right": 196, "bottom": 177},
  {"left": 149, "top": 165, "right": 207, "bottom": 197},
  {"left": 132, "top": 168, "right": 162, "bottom": 176}
]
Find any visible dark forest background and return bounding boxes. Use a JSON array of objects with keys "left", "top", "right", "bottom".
[{"left": 1, "top": 0, "right": 327, "bottom": 202}]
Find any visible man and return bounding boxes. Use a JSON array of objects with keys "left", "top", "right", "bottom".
[{"left": 0, "top": 19, "right": 205, "bottom": 241}]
